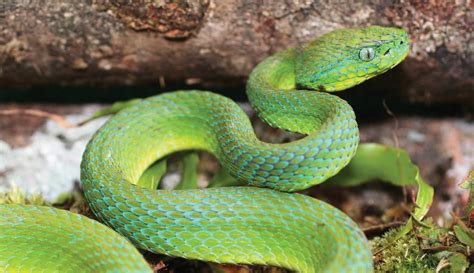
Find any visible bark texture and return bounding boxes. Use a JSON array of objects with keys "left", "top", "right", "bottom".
[{"left": 0, "top": 1, "right": 472, "bottom": 104}]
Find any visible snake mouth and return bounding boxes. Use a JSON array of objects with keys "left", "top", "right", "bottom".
[{"left": 383, "top": 33, "right": 409, "bottom": 71}]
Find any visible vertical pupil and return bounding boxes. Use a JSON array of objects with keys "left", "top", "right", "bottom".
[{"left": 359, "top": 48, "right": 374, "bottom": 61}]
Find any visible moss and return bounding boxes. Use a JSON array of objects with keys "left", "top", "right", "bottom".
[
  {"left": 371, "top": 218, "right": 473, "bottom": 273},
  {"left": 0, "top": 185, "right": 47, "bottom": 205}
]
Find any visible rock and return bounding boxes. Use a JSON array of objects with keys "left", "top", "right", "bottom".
[{"left": 0, "top": 105, "right": 107, "bottom": 201}]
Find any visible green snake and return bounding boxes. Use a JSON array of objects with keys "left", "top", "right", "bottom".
[{"left": 0, "top": 26, "right": 409, "bottom": 273}]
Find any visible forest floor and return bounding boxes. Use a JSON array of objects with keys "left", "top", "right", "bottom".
[{"left": 0, "top": 102, "right": 473, "bottom": 272}]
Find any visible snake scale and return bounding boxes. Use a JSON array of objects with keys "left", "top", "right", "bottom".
[{"left": 0, "top": 26, "right": 409, "bottom": 273}]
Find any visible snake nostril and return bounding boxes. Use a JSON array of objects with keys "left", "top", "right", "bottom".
[
  {"left": 399, "top": 40, "right": 404, "bottom": 45},
  {"left": 383, "top": 49, "right": 391, "bottom": 56}
]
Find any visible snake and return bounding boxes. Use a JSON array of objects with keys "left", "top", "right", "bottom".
[{"left": 0, "top": 26, "right": 409, "bottom": 273}]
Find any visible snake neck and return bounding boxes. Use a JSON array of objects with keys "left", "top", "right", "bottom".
[{"left": 246, "top": 48, "right": 354, "bottom": 136}]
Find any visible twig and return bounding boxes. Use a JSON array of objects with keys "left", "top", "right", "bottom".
[
  {"left": 382, "top": 99, "right": 400, "bottom": 150},
  {"left": 0, "top": 109, "right": 77, "bottom": 129},
  {"left": 363, "top": 221, "right": 405, "bottom": 237},
  {"left": 382, "top": 99, "right": 408, "bottom": 204}
]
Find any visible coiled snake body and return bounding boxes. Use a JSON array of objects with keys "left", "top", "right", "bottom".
[{"left": 0, "top": 26, "right": 409, "bottom": 273}]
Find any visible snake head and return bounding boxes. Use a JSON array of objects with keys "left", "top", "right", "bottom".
[{"left": 296, "top": 26, "right": 409, "bottom": 92}]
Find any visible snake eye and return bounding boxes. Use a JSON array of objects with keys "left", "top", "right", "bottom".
[{"left": 359, "top": 47, "right": 375, "bottom": 61}]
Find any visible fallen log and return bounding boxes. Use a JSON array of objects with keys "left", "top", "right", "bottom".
[{"left": 0, "top": 1, "right": 472, "bottom": 104}]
